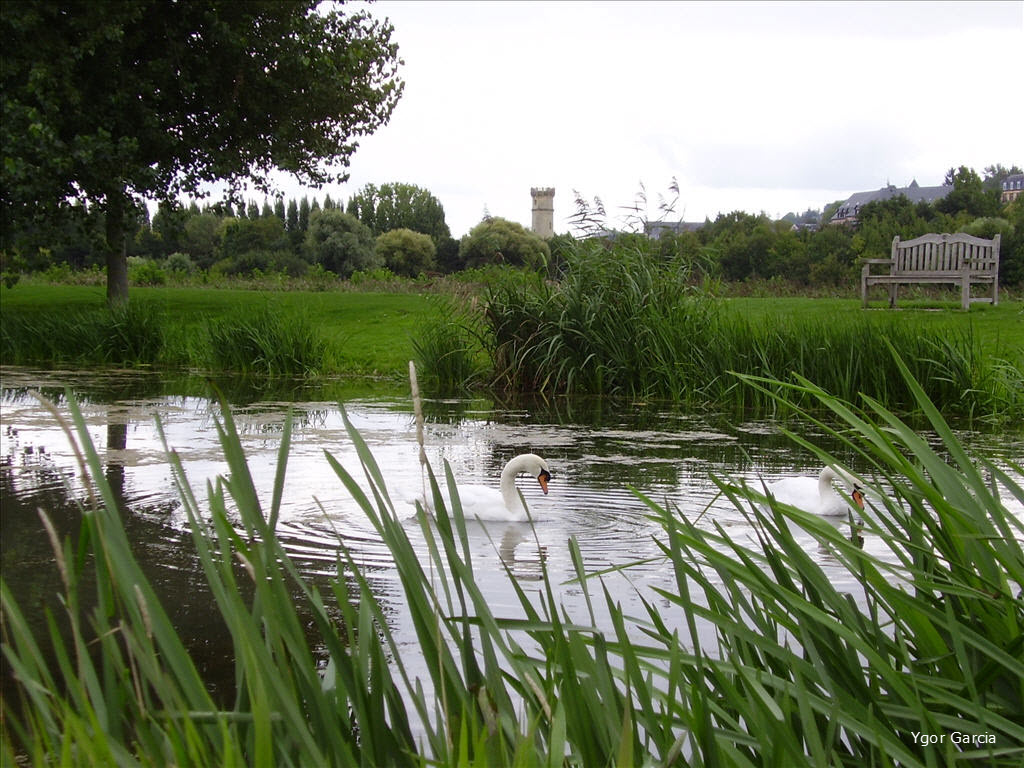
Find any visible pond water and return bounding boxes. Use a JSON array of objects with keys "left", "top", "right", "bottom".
[{"left": 3, "top": 365, "right": 1023, "bottom": 711}]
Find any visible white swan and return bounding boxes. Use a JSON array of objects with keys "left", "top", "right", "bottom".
[
  {"left": 422, "top": 453, "right": 552, "bottom": 522},
  {"left": 764, "top": 466, "right": 864, "bottom": 516}
]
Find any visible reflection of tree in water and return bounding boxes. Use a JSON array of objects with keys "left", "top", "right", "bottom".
[
  {"left": 0, "top": 367, "right": 405, "bottom": 412},
  {"left": 2, "top": 407, "right": 357, "bottom": 711},
  {"left": 105, "top": 419, "right": 128, "bottom": 499}
]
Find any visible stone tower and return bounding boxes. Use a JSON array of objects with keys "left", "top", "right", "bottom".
[{"left": 531, "top": 187, "right": 555, "bottom": 239}]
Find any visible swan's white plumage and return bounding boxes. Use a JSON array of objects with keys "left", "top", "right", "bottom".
[
  {"left": 765, "top": 466, "right": 864, "bottom": 516},
  {"left": 420, "top": 453, "right": 552, "bottom": 522}
]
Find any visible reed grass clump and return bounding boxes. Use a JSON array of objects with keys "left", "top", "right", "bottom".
[
  {"left": 0, "top": 298, "right": 329, "bottom": 377},
  {"left": 3, "top": 358, "right": 1022, "bottom": 766},
  {"left": 411, "top": 299, "right": 488, "bottom": 394},
  {"left": 699, "top": 313, "right": 1024, "bottom": 418},
  {"left": 485, "top": 237, "right": 718, "bottom": 397},
  {"left": 202, "top": 305, "right": 328, "bottom": 377},
  {"left": 0, "top": 300, "right": 165, "bottom": 366},
  {"left": 479, "top": 239, "right": 1024, "bottom": 419}
]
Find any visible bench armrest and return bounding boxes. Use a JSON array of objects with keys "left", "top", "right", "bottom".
[{"left": 861, "top": 258, "right": 892, "bottom": 277}]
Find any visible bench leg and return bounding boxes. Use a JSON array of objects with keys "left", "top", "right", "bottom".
[{"left": 888, "top": 283, "right": 897, "bottom": 308}]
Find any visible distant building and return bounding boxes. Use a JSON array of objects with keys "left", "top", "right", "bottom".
[
  {"left": 531, "top": 187, "right": 555, "bottom": 239},
  {"left": 830, "top": 180, "right": 951, "bottom": 226},
  {"left": 790, "top": 222, "right": 819, "bottom": 233},
  {"left": 1001, "top": 173, "right": 1023, "bottom": 204},
  {"left": 644, "top": 221, "right": 704, "bottom": 239}
]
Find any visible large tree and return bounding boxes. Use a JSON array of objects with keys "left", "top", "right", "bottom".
[
  {"left": 304, "top": 208, "right": 379, "bottom": 277},
  {"left": 938, "top": 166, "right": 1000, "bottom": 218},
  {"left": 346, "top": 182, "right": 451, "bottom": 244},
  {"left": 1, "top": 0, "right": 403, "bottom": 302},
  {"left": 458, "top": 217, "right": 549, "bottom": 270}
]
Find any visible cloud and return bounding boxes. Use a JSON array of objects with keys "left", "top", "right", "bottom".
[
  {"left": 678, "top": 121, "right": 921, "bottom": 192},
  {"left": 258, "top": 1, "right": 1024, "bottom": 237}
]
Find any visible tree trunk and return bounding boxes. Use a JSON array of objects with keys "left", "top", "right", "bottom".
[{"left": 105, "top": 191, "right": 129, "bottom": 305}]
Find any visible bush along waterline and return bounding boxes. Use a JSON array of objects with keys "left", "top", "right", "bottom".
[
  {"left": 447, "top": 238, "right": 1024, "bottom": 421},
  {"left": 0, "top": 299, "right": 166, "bottom": 367},
  {"left": 1, "top": 299, "right": 330, "bottom": 378},
  {"left": 2, "top": 356, "right": 1022, "bottom": 766},
  {"left": 410, "top": 297, "right": 489, "bottom": 394},
  {"left": 202, "top": 305, "right": 328, "bottom": 377}
]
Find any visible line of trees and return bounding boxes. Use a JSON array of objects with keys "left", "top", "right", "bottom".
[
  {"left": 3, "top": 166, "right": 1021, "bottom": 290},
  {"left": 570, "top": 165, "right": 1022, "bottom": 288},
  {"left": 0, "top": 179, "right": 557, "bottom": 283},
  {"left": 3, "top": 4, "right": 1020, "bottom": 299}
]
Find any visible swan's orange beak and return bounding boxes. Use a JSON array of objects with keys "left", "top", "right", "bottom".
[
  {"left": 537, "top": 469, "right": 551, "bottom": 495},
  {"left": 852, "top": 486, "right": 865, "bottom": 510}
]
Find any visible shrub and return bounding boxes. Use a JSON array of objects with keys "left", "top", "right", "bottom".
[
  {"left": 301, "top": 262, "right": 338, "bottom": 292},
  {"left": 0, "top": 249, "right": 26, "bottom": 288},
  {"left": 40, "top": 262, "right": 73, "bottom": 283},
  {"left": 304, "top": 209, "right": 381, "bottom": 278},
  {"left": 459, "top": 216, "right": 550, "bottom": 270},
  {"left": 164, "top": 252, "right": 197, "bottom": 274},
  {"left": 349, "top": 266, "right": 397, "bottom": 286},
  {"left": 128, "top": 257, "right": 167, "bottom": 286},
  {"left": 375, "top": 228, "right": 436, "bottom": 276}
]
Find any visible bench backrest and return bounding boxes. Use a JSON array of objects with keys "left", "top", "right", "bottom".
[{"left": 891, "top": 233, "right": 1001, "bottom": 274}]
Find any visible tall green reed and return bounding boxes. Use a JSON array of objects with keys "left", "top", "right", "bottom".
[
  {"left": 1, "top": 299, "right": 331, "bottom": 378},
  {"left": 202, "top": 305, "right": 327, "bottom": 377},
  {"left": 3, "top": 356, "right": 1022, "bottom": 765},
  {"left": 484, "top": 237, "right": 718, "bottom": 398},
  {"left": 411, "top": 298, "right": 488, "bottom": 394},
  {"left": 0, "top": 300, "right": 165, "bottom": 366},
  {"left": 700, "top": 313, "right": 1024, "bottom": 418},
  {"left": 480, "top": 239, "right": 1024, "bottom": 420}
]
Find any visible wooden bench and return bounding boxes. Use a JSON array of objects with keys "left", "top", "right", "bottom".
[{"left": 861, "top": 232, "right": 1001, "bottom": 310}]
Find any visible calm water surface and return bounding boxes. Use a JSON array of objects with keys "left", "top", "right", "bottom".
[{"left": 3, "top": 365, "right": 1022, "bottom": 706}]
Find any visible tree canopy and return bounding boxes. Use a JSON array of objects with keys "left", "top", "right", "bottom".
[
  {"left": 375, "top": 228, "right": 436, "bottom": 276},
  {"left": 1, "top": 0, "right": 403, "bottom": 301},
  {"left": 346, "top": 182, "right": 451, "bottom": 244},
  {"left": 459, "top": 217, "right": 550, "bottom": 270},
  {"left": 938, "top": 166, "right": 1001, "bottom": 218},
  {"left": 304, "top": 208, "right": 380, "bottom": 278}
]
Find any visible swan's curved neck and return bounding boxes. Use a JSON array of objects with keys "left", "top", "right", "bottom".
[
  {"left": 818, "top": 466, "right": 854, "bottom": 498},
  {"left": 500, "top": 455, "right": 533, "bottom": 512},
  {"left": 817, "top": 467, "right": 838, "bottom": 498}
]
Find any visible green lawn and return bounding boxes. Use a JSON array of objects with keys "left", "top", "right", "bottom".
[
  {"left": 2, "top": 285, "right": 1021, "bottom": 377},
  {"left": 1, "top": 285, "right": 442, "bottom": 377},
  {"left": 726, "top": 297, "right": 1024, "bottom": 358}
]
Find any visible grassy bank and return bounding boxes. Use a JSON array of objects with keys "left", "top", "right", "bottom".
[
  {"left": 2, "top": 364, "right": 1022, "bottom": 766},
  {"left": 729, "top": 296, "right": 1024, "bottom": 352},
  {"left": 2, "top": 282, "right": 1023, "bottom": 418},
  {"left": 0, "top": 285, "right": 436, "bottom": 377},
  {"left": 476, "top": 245, "right": 1024, "bottom": 419}
]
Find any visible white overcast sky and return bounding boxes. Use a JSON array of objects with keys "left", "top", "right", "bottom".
[{"left": 297, "top": 0, "right": 1023, "bottom": 238}]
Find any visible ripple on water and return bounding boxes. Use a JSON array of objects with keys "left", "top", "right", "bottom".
[{"left": 4, "top": 368, "right": 1023, "bottom": 665}]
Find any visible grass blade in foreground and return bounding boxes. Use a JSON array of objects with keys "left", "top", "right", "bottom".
[{"left": 2, "top": 355, "right": 1022, "bottom": 765}]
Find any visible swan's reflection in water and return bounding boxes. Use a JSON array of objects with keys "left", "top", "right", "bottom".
[{"left": 495, "top": 524, "right": 547, "bottom": 581}]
